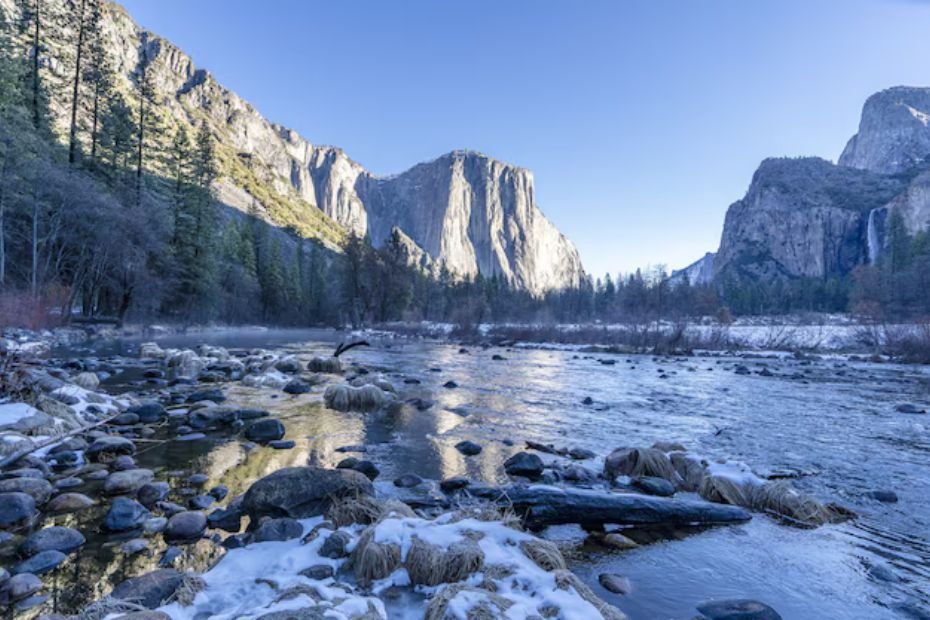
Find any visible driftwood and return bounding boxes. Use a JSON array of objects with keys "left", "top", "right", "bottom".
[
  {"left": 0, "top": 411, "right": 124, "bottom": 469},
  {"left": 470, "top": 485, "right": 752, "bottom": 529},
  {"left": 334, "top": 340, "right": 370, "bottom": 358}
]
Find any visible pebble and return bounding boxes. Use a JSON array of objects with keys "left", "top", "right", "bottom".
[
  {"left": 598, "top": 573, "right": 632, "bottom": 595},
  {"left": 455, "top": 440, "right": 482, "bottom": 456}
]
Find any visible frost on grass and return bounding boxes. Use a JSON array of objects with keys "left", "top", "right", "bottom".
[{"left": 156, "top": 510, "right": 625, "bottom": 619}]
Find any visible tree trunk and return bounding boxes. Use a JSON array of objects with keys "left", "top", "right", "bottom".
[
  {"left": 31, "top": 0, "right": 41, "bottom": 129},
  {"left": 68, "top": 0, "right": 87, "bottom": 165},
  {"left": 31, "top": 191, "right": 38, "bottom": 298}
]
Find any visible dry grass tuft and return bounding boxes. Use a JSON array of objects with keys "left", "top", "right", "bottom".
[
  {"left": 168, "top": 573, "right": 207, "bottom": 607},
  {"left": 698, "top": 474, "right": 752, "bottom": 506},
  {"left": 606, "top": 447, "right": 681, "bottom": 484},
  {"left": 308, "top": 357, "right": 343, "bottom": 373},
  {"left": 669, "top": 452, "right": 706, "bottom": 492},
  {"left": 406, "top": 536, "right": 485, "bottom": 586},
  {"left": 424, "top": 584, "right": 514, "bottom": 620},
  {"left": 323, "top": 384, "right": 391, "bottom": 412},
  {"left": 75, "top": 598, "right": 149, "bottom": 620},
  {"left": 351, "top": 526, "right": 402, "bottom": 586},
  {"left": 519, "top": 539, "right": 567, "bottom": 572},
  {"left": 748, "top": 481, "right": 834, "bottom": 528},
  {"left": 326, "top": 496, "right": 416, "bottom": 527}
]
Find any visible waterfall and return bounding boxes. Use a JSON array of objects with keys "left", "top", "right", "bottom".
[{"left": 866, "top": 208, "right": 882, "bottom": 265}]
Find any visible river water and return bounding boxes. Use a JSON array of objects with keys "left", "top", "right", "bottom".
[{"left": 35, "top": 328, "right": 930, "bottom": 619}]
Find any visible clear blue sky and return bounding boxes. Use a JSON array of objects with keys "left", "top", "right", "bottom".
[{"left": 120, "top": 0, "right": 930, "bottom": 277}]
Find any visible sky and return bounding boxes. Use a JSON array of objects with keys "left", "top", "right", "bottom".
[{"left": 119, "top": 0, "right": 930, "bottom": 277}]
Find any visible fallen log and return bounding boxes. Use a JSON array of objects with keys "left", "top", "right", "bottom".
[{"left": 470, "top": 484, "right": 752, "bottom": 529}]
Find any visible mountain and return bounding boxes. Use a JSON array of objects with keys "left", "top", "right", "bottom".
[
  {"left": 702, "top": 86, "right": 930, "bottom": 288},
  {"left": 0, "top": 0, "right": 583, "bottom": 295},
  {"left": 670, "top": 252, "right": 715, "bottom": 287}
]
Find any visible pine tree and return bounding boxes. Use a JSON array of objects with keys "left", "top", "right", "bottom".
[
  {"left": 67, "top": 0, "right": 88, "bottom": 165},
  {"left": 83, "top": 0, "right": 112, "bottom": 166}
]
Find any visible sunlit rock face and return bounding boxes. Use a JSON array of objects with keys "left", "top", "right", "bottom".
[
  {"left": 0, "top": 0, "right": 585, "bottom": 294},
  {"left": 839, "top": 86, "right": 930, "bottom": 175}
]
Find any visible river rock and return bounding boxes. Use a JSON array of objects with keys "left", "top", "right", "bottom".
[
  {"left": 0, "top": 572, "right": 42, "bottom": 604},
  {"left": 602, "top": 532, "right": 639, "bottom": 550},
  {"left": 504, "top": 452, "right": 544, "bottom": 479},
  {"left": 0, "top": 492, "right": 37, "bottom": 529},
  {"left": 895, "top": 403, "right": 926, "bottom": 414},
  {"left": 208, "top": 485, "right": 228, "bottom": 501},
  {"left": 86, "top": 435, "right": 136, "bottom": 462},
  {"left": 283, "top": 380, "right": 311, "bottom": 395},
  {"left": 12, "top": 550, "right": 67, "bottom": 575},
  {"left": 299, "top": 564, "right": 334, "bottom": 580},
  {"left": 394, "top": 474, "right": 423, "bottom": 488},
  {"left": 0, "top": 477, "right": 52, "bottom": 506},
  {"left": 631, "top": 476, "right": 676, "bottom": 497},
  {"left": 111, "top": 413, "right": 140, "bottom": 426},
  {"left": 46, "top": 492, "right": 95, "bottom": 513},
  {"left": 865, "top": 490, "right": 898, "bottom": 503},
  {"left": 186, "top": 389, "right": 225, "bottom": 404},
  {"left": 165, "top": 511, "right": 206, "bottom": 541},
  {"left": 244, "top": 419, "right": 285, "bottom": 443},
  {"left": 20, "top": 526, "right": 85, "bottom": 556},
  {"left": 440, "top": 476, "right": 470, "bottom": 493},
  {"left": 455, "top": 440, "right": 482, "bottom": 456},
  {"left": 104, "top": 497, "right": 150, "bottom": 532},
  {"left": 336, "top": 457, "right": 379, "bottom": 480},
  {"left": 253, "top": 517, "right": 303, "bottom": 542},
  {"left": 243, "top": 467, "right": 373, "bottom": 519},
  {"left": 598, "top": 573, "right": 632, "bottom": 595},
  {"left": 104, "top": 469, "right": 154, "bottom": 495},
  {"left": 188, "top": 495, "right": 214, "bottom": 510},
  {"left": 696, "top": 599, "right": 782, "bottom": 619},
  {"left": 130, "top": 402, "right": 168, "bottom": 423},
  {"left": 137, "top": 482, "right": 171, "bottom": 507},
  {"left": 110, "top": 569, "right": 185, "bottom": 609},
  {"left": 274, "top": 358, "right": 303, "bottom": 374},
  {"left": 320, "top": 530, "right": 352, "bottom": 558},
  {"left": 207, "top": 507, "right": 242, "bottom": 532}
]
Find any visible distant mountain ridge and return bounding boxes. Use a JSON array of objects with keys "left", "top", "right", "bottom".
[
  {"left": 683, "top": 86, "right": 930, "bottom": 289},
  {"left": 0, "top": 0, "right": 584, "bottom": 295}
]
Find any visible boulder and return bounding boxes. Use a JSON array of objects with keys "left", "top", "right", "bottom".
[
  {"left": 110, "top": 569, "right": 185, "bottom": 609},
  {"left": 137, "top": 482, "right": 171, "bottom": 508},
  {"left": 72, "top": 372, "right": 100, "bottom": 389},
  {"left": 283, "top": 380, "right": 311, "bottom": 395},
  {"left": 129, "top": 402, "right": 167, "bottom": 423},
  {"left": 0, "top": 572, "right": 42, "bottom": 604},
  {"left": 243, "top": 467, "right": 373, "bottom": 519},
  {"left": 185, "top": 389, "right": 225, "bottom": 404},
  {"left": 20, "top": 526, "right": 85, "bottom": 556},
  {"left": 335, "top": 457, "right": 380, "bottom": 481},
  {"left": 207, "top": 507, "right": 242, "bottom": 532}
]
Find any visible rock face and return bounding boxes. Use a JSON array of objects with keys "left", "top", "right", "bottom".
[
  {"left": 0, "top": 0, "right": 584, "bottom": 294},
  {"left": 839, "top": 86, "right": 930, "bottom": 175},
  {"left": 713, "top": 157, "right": 909, "bottom": 283},
  {"left": 670, "top": 252, "right": 715, "bottom": 286}
]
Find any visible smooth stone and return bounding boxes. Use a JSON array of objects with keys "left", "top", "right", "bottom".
[
  {"left": 568, "top": 447, "right": 596, "bottom": 460},
  {"left": 156, "top": 501, "right": 186, "bottom": 517},
  {"left": 319, "top": 530, "right": 352, "bottom": 559},
  {"left": 394, "top": 474, "right": 423, "bottom": 488},
  {"left": 0, "top": 572, "right": 42, "bottom": 603},
  {"left": 0, "top": 478, "right": 53, "bottom": 505},
  {"left": 440, "top": 477, "right": 470, "bottom": 493},
  {"left": 20, "top": 526, "right": 85, "bottom": 556},
  {"left": 865, "top": 490, "right": 898, "bottom": 503},
  {"left": 269, "top": 440, "right": 295, "bottom": 450},
  {"left": 110, "top": 569, "right": 184, "bottom": 609},
  {"left": 86, "top": 436, "right": 136, "bottom": 462},
  {"left": 504, "top": 452, "right": 544, "bottom": 479},
  {"left": 54, "top": 477, "right": 84, "bottom": 489},
  {"left": 159, "top": 547, "right": 182, "bottom": 567},
  {"left": 104, "top": 497, "right": 150, "bottom": 532},
  {"left": 12, "top": 550, "right": 67, "bottom": 575},
  {"left": 598, "top": 573, "right": 632, "bottom": 595},
  {"left": 455, "top": 440, "right": 482, "bottom": 456},
  {"left": 895, "top": 403, "right": 926, "bottom": 414},
  {"left": 137, "top": 482, "right": 171, "bottom": 508},
  {"left": 298, "top": 564, "right": 334, "bottom": 580},
  {"left": 207, "top": 508, "right": 242, "bottom": 532},
  {"left": 189, "top": 495, "right": 214, "bottom": 510},
  {"left": 143, "top": 517, "right": 168, "bottom": 534},
  {"left": 86, "top": 469, "right": 109, "bottom": 480},
  {"left": 130, "top": 402, "right": 168, "bottom": 423},
  {"left": 0, "top": 492, "right": 38, "bottom": 529},
  {"left": 208, "top": 485, "right": 229, "bottom": 501},
  {"left": 177, "top": 433, "right": 206, "bottom": 441},
  {"left": 631, "top": 476, "right": 676, "bottom": 497},
  {"left": 443, "top": 381, "right": 458, "bottom": 389},
  {"left": 165, "top": 511, "right": 207, "bottom": 541},
  {"left": 244, "top": 418, "right": 285, "bottom": 443},
  {"left": 121, "top": 538, "right": 149, "bottom": 555},
  {"left": 253, "top": 517, "right": 303, "bottom": 543},
  {"left": 186, "top": 474, "right": 208, "bottom": 486},
  {"left": 111, "top": 413, "right": 140, "bottom": 426},
  {"left": 111, "top": 455, "right": 137, "bottom": 471},
  {"left": 104, "top": 469, "right": 154, "bottom": 495},
  {"left": 602, "top": 532, "right": 639, "bottom": 550},
  {"left": 283, "top": 380, "right": 311, "bottom": 395},
  {"left": 336, "top": 458, "right": 379, "bottom": 481},
  {"left": 186, "top": 389, "right": 225, "bottom": 404},
  {"left": 46, "top": 492, "right": 95, "bottom": 513},
  {"left": 696, "top": 599, "right": 783, "bottom": 620}
]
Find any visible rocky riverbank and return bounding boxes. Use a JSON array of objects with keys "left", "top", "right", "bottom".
[{"left": 0, "top": 332, "right": 911, "bottom": 619}]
